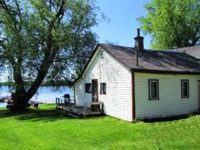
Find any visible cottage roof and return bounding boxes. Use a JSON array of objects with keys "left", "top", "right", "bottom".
[
  {"left": 100, "top": 44, "right": 200, "bottom": 74},
  {"left": 73, "top": 44, "right": 200, "bottom": 84}
]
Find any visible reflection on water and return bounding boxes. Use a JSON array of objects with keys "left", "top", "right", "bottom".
[
  {"left": 0, "top": 86, "right": 72, "bottom": 104},
  {"left": 0, "top": 102, "right": 6, "bottom": 108}
]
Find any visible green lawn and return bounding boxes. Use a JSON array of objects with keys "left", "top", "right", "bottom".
[{"left": 0, "top": 105, "right": 200, "bottom": 150}]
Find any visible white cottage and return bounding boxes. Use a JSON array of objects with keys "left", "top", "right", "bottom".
[{"left": 72, "top": 29, "right": 200, "bottom": 122}]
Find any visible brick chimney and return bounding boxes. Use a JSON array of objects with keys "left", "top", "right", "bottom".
[{"left": 134, "top": 28, "right": 144, "bottom": 50}]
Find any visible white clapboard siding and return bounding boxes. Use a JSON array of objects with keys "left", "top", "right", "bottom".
[
  {"left": 74, "top": 47, "right": 132, "bottom": 121},
  {"left": 135, "top": 73, "right": 200, "bottom": 119},
  {"left": 74, "top": 78, "right": 85, "bottom": 106}
]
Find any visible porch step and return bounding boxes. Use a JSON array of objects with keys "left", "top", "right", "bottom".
[
  {"left": 59, "top": 104, "right": 104, "bottom": 118},
  {"left": 67, "top": 112, "right": 81, "bottom": 118}
]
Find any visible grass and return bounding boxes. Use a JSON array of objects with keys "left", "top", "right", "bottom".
[{"left": 0, "top": 105, "right": 200, "bottom": 150}]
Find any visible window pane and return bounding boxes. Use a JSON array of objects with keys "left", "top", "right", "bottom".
[
  {"left": 182, "top": 80, "right": 189, "bottom": 98},
  {"left": 100, "top": 84, "right": 103, "bottom": 94},
  {"left": 183, "top": 82, "right": 187, "bottom": 96},
  {"left": 85, "top": 83, "right": 91, "bottom": 93},
  {"left": 149, "top": 80, "right": 159, "bottom": 100},
  {"left": 103, "top": 83, "right": 106, "bottom": 94},
  {"left": 151, "top": 82, "right": 157, "bottom": 98},
  {"left": 100, "top": 83, "right": 106, "bottom": 95}
]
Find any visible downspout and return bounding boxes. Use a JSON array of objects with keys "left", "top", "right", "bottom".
[{"left": 131, "top": 71, "right": 136, "bottom": 121}]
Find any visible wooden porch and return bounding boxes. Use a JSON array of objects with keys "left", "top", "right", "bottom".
[{"left": 56, "top": 98, "right": 104, "bottom": 118}]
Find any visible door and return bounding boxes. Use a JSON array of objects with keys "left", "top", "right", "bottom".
[
  {"left": 92, "top": 79, "right": 98, "bottom": 102},
  {"left": 198, "top": 81, "right": 200, "bottom": 111}
]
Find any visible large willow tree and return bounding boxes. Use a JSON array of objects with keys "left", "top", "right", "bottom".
[
  {"left": 139, "top": 0, "right": 200, "bottom": 49},
  {"left": 0, "top": 0, "right": 98, "bottom": 111}
]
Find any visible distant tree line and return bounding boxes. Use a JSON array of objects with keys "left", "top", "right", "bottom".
[{"left": 0, "top": 80, "right": 72, "bottom": 87}]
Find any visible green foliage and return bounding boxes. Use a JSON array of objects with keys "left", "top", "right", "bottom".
[
  {"left": 0, "top": 80, "right": 69, "bottom": 87},
  {"left": 0, "top": 0, "right": 98, "bottom": 81},
  {"left": 0, "top": 105, "right": 200, "bottom": 149},
  {"left": 0, "top": 0, "right": 99, "bottom": 107},
  {"left": 139, "top": 0, "right": 200, "bottom": 49}
]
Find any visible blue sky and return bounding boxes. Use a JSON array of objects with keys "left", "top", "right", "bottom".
[{"left": 93, "top": 0, "right": 151, "bottom": 49}]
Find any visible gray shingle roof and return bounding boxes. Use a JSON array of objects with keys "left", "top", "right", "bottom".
[
  {"left": 100, "top": 44, "right": 200, "bottom": 74},
  {"left": 73, "top": 44, "right": 200, "bottom": 84},
  {"left": 168, "top": 46, "right": 200, "bottom": 59}
]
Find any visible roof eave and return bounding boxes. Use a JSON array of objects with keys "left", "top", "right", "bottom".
[{"left": 131, "top": 68, "right": 200, "bottom": 75}]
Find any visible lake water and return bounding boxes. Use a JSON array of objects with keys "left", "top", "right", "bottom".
[
  {"left": 0, "top": 102, "right": 6, "bottom": 108},
  {"left": 0, "top": 86, "right": 72, "bottom": 107}
]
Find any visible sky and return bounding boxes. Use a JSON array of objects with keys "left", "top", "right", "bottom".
[{"left": 93, "top": 0, "right": 151, "bottom": 49}]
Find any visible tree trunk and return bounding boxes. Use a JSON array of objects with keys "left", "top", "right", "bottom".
[
  {"left": 11, "top": 93, "right": 29, "bottom": 112},
  {"left": 10, "top": 55, "right": 56, "bottom": 112}
]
